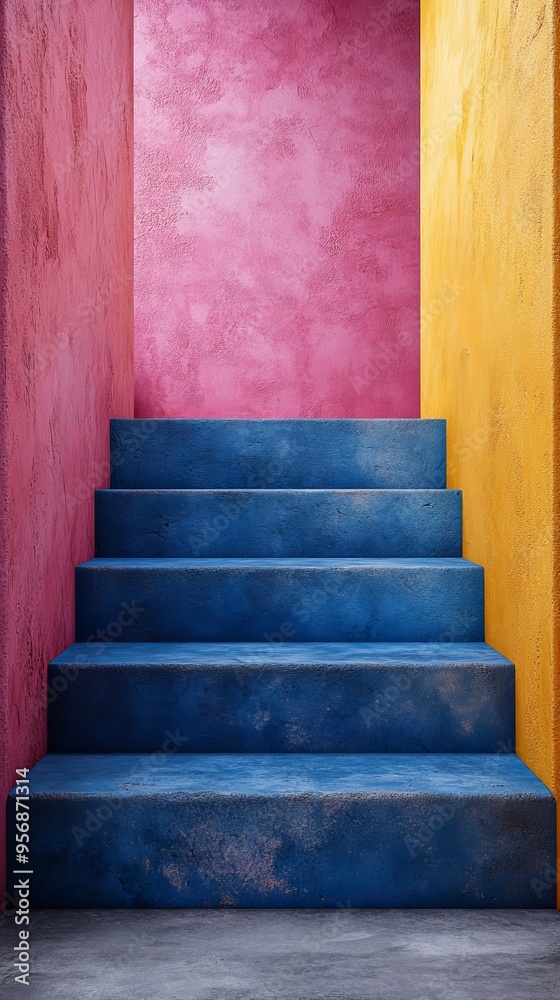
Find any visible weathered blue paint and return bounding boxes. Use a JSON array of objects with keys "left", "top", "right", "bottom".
[
  {"left": 95, "top": 488, "right": 462, "bottom": 558},
  {"left": 75, "top": 557, "right": 484, "bottom": 643},
  {"left": 8, "top": 753, "right": 555, "bottom": 908},
  {"left": 50, "top": 639, "right": 513, "bottom": 666},
  {"left": 48, "top": 641, "right": 514, "bottom": 753},
  {"left": 10, "top": 417, "right": 556, "bottom": 908},
  {"left": 110, "top": 419, "right": 447, "bottom": 490}
]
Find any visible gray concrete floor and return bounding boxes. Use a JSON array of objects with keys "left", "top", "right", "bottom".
[{"left": 1, "top": 909, "right": 559, "bottom": 999}]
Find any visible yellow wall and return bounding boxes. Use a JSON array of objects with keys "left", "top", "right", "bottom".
[{"left": 421, "top": 0, "right": 560, "bottom": 893}]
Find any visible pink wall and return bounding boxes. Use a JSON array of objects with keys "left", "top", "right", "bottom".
[
  {"left": 0, "top": 1, "right": 133, "bottom": 906},
  {"left": 135, "top": 0, "right": 419, "bottom": 417}
]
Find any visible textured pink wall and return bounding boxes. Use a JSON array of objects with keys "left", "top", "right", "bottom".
[
  {"left": 135, "top": 0, "right": 419, "bottom": 417},
  {"left": 0, "top": 1, "right": 133, "bottom": 905}
]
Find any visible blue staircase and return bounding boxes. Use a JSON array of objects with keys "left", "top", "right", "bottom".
[{"left": 9, "top": 419, "right": 556, "bottom": 907}]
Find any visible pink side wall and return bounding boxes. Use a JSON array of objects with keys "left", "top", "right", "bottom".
[
  {"left": 134, "top": 0, "right": 420, "bottom": 418},
  {"left": 0, "top": 1, "right": 134, "bottom": 906}
]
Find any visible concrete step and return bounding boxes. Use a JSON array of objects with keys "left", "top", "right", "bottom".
[
  {"left": 48, "top": 642, "right": 513, "bottom": 753},
  {"left": 95, "top": 488, "right": 462, "bottom": 558},
  {"left": 9, "top": 753, "right": 555, "bottom": 908},
  {"left": 110, "top": 419, "right": 447, "bottom": 490},
  {"left": 75, "top": 557, "right": 484, "bottom": 644}
]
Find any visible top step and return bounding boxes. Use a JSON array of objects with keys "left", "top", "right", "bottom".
[{"left": 111, "top": 419, "right": 447, "bottom": 490}]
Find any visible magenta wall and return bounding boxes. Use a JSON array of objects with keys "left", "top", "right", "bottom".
[
  {"left": 0, "top": 1, "right": 133, "bottom": 906},
  {"left": 135, "top": 0, "right": 419, "bottom": 417}
]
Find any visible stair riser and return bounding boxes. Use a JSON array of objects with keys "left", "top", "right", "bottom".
[
  {"left": 95, "top": 490, "right": 462, "bottom": 558},
  {"left": 47, "top": 663, "right": 514, "bottom": 753},
  {"left": 11, "top": 795, "right": 555, "bottom": 908},
  {"left": 75, "top": 564, "right": 484, "bottom": 643},
  {"left": 110, "top": 419, "right": 447, "bottom": 490}
]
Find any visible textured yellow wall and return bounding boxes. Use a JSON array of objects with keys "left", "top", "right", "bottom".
[{"left": 421, "top": 0, "right": 560, "bottom": 889}]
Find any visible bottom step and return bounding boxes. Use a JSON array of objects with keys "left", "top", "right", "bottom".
[{"left": 9, "top": 753, "right": 555, "bottom": 908}]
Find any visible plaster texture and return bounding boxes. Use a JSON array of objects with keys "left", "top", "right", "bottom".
[
  {"left": 420, "top": 0, "right": 560, "bottom": 896},
  {"left": 95, "top": 487, "right": 462, "bottom": 558},
  {"left": 74, "top": 557, "right": 484, "bottom": 644},
  {"left": 134, "top": 0, "right": 420, "bottom": 418},
  {"left": 47, "top": 641, "right": 514, "bottom": 754},
  {"left": 2, "top": 909, "right": 559, "bottom": 1000},
  {"left": 0, "top": 0, "right": 133, "bottom": 905},
  {"left": 110, "top": 418, "right": 446, "bottom": 489},
  {"left": 7, "top": 753, "right": 555, "bottom": 908}
]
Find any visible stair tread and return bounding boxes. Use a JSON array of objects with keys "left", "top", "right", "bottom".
[
  {"left": 97, "top": 488, "right": 459, "bottom": 494},
  {"left": 20, "top": 753, "right": 551, "bottom": 797},
  {"left": 78, "top": 556, "right": 480, "bottom": 569},
  {"left": 112, "top": 418, "right": 442, "bottom": 424},
  {"left": 53, "top": 640, "right": 510, "bottom": 666}
]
